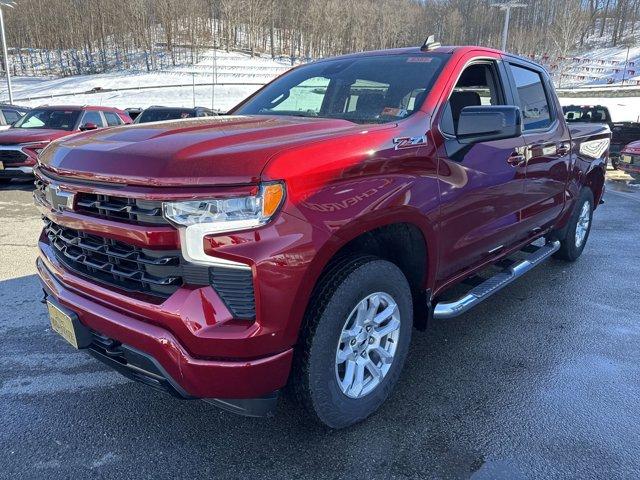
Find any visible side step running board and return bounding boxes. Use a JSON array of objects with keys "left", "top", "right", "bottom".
[{"left": 433, "top": 240, "right": 560, "bottom": 320}]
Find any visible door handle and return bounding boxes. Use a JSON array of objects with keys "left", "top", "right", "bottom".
[
  {"left": 557, "top": 143, "right": 571, "bottom": 156},
  {"left": 507, "top": 153, "right": 526, "bottom": 166}
]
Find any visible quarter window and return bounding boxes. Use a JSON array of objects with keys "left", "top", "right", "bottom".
[{"left": 509, "top": 64, "right": 552, "bottom": 130}]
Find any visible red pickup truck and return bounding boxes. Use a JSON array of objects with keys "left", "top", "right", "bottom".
[
  {"left": 618, "top": 141, "right": 640, "bottom": 181},
  {"left": 34, "top": 46, "right": 609, "bottom": 428},
  {"left": 0, "top": 105, "right": 131, "bottom": 183}
]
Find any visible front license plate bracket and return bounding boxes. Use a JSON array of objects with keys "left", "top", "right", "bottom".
[{"left": 47, "top": 301, "right": 92, "bottom": 349}]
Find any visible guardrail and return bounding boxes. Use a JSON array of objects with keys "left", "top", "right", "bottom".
[
  {"left": 9, "top": 81, "right": 269, "bottom": 103},
  {"left": 9, "top": 80, "right": 640, "bottom": 104}
]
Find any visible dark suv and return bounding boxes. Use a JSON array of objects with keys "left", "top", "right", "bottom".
[{"left": 134, "top": 106, "right": 217, "bottom": 124}]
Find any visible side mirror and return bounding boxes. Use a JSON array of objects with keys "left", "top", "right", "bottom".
[
  {"left": 80, "top": 122, "right": 98, "bottom": 131},
  {"left": 457, "top": 106, "right": 522, "bottom": 144}
]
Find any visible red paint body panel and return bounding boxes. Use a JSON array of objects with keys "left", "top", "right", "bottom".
[{"left": 35, "top": 46, "right": 609, "bottom": 400}]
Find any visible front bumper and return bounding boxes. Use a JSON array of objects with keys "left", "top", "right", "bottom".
[
  {"left": 37, "top": 257, "right": 293, "bottom": 404},
  {"left": 618, "top": 159, "right": 640, "bottom": 175}
]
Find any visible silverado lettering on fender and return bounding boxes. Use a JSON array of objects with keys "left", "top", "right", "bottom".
[{"left": 34, "top": 46, "right": 609, "bottom": 428}]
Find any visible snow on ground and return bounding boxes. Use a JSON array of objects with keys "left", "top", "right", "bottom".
[
  {"left": 1, "top": 47, "right": 640, "bottom": 123},
  {"left": 0, "top": 50, "right": 292, "bottom": 112},
  {"left": 553, "top": 45, "right": 640, "bottom": 87}
]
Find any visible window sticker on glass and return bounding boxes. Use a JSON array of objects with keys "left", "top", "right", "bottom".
[{"left": 407, "top": 57, "right": 433, "bottom": 63}]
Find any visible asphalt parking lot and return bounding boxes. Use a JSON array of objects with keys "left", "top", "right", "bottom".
[{"left": 1, "top": 176, "right": 639, "bottom": 480}]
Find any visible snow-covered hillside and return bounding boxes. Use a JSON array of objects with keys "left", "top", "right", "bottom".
[
  {"left": 0, "top": 50, "right": 292, "bottom": 112},
  {"left": 2, "top": 47, "right": 639, "bottom": 123}
]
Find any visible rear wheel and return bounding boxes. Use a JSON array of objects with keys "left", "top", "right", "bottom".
[
  {"left": 554, "top": 188, "right": 594, "bottom": 262},
  {"left": 292, "top": 255, "right": 413, "bottom": 429}
]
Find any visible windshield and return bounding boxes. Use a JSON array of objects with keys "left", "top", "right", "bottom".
[
  {"left": 12, "top": 109, "right": 81, "bottom": 131},
  {"left": 233, "top": 53, "right": 447, "bottom": 124},
  {"left": 135, "top": 109, "right": 196, "bottom": 123}
]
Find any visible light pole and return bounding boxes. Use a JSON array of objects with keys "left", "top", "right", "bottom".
[
  {"left": 491, "top": 1, "right": 527, "bottom": 52},
  {"left": 0, "top": 0, "right": 16, "bottom": 104}
]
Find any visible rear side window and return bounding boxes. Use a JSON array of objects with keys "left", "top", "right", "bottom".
[
  {"left": 509, "top": 64, "right": 552, "bottom": 131},
  {"left": 103, "top": 112, "right": 122, "bottom": 126},
  {"left": 81, "top": 110, "right": 104, "bottom": 128}
]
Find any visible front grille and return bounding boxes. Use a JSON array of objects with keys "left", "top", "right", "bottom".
[
  {"left": 43, "top": 218, "right": 207, "bottom": 298},
  {"left": 209, "top": 267, "right": 256, "bottom": 319},
  {"left": 0, "top": 149, "right": 28, "bottom": 165},
  {"left": 75, "top": 192, "right": 167, "bottom": 225}
]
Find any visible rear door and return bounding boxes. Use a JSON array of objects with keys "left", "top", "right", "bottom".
[
  {"left": 505, "top": 61, "right": 571, "bottom": 232},
  {"left": 434, "top": 55, "right": 529, "bottom": 280}
]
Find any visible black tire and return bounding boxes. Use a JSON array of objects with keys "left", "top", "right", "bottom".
[
  {"left": 554, "top": 188, "right": 594, "bottom": 262},
  {"left": 0, "top": 178, "right": 11, "bottom": 184},
  {"left": 292, "top": 254, "right": 413, "bottom": 429},
  {"left": 610, "top": 157, "right": 619, "bottom": 170}
]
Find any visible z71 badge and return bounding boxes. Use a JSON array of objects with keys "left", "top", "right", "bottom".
[{"left": 392, "top": 135, "right": 427, "bottom": 150}]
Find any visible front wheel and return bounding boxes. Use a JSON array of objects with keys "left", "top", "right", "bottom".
[
  {"left": 292, "top": 255, "right": 413, "bottom": 429},
  {"left": 610, "top": 157, "right": 619, "bottom": 170},
  {"left": 554, "top": 188, "right": 594, "bottom": 262}
]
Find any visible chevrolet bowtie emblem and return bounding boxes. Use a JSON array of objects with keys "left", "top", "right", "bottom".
[{"left": 46, "top": 185, "right": 75, "bottom": 212}]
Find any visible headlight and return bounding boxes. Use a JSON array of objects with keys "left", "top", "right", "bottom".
[{"left": 163, "top": 182, "right": 285, "bottom": 266}]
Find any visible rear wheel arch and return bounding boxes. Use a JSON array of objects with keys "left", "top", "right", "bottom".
[{"left": 584, "top": 164, "right": 606, "bottom": 207}]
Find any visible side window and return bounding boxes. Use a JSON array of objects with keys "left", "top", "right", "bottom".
[
  {"left": 440, "top": 62, "right": 505, "bottom": 136},
  {"left": 103, "top": 112, "right": 122, "bottom": 126},
  {"left": 2, "top": 109, "right": 21, "bottom": 124},
  {"left": 509, "top": 64, "right": 552, "bottom": 131},
  {"left": 81, "top": 111, "right": 104, "bottom": 128},
  {"left": 270, "top": 76, "right": 330, "bottom": 115}
]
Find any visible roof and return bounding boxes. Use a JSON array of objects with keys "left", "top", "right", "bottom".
[
  {"left": 309, "top": 45, "right": 549, "bottom": 72},
  {"left": 33, "top": 104, "right": 125, "bottom": 112}
]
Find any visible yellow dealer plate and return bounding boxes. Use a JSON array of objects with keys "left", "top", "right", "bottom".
[{"left": 48, "top": 301, "right": 79, "bottom": 349}]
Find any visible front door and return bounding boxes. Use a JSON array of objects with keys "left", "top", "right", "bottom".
[{"left": 434, "top": 59, "right": 528, "bottom": 281}]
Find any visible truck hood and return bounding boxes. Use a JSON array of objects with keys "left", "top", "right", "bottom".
[
  {"left": 0, "top": 128, "right": 73, "bottom": 145},
  {"left": 38, "top": 115, "right": 368, "bottom": 187}
]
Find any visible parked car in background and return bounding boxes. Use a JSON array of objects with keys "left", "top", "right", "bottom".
[
  {"left": 563, "top": 104, "right": 613, "bottom": 128},
  {"left": 134, "top": 106, "right": 217, "bottom": 124},
  {"left": 0, "top": 105, "right": 131, "bottom": 183},
  {"left": 563, "top": 104, "right": 640, "bottom": 169},
  {"left": 618, "top": 141, "right": 640, "bottom": 181},
  {"left": 34, "top": 45, "right": 609, "bottom": 428},
  {"left": 610, "top": 122, "right": 640, "bottom": 169},
  {"left": 0, "top": 104, "right": 30, "bottom": 130}
]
